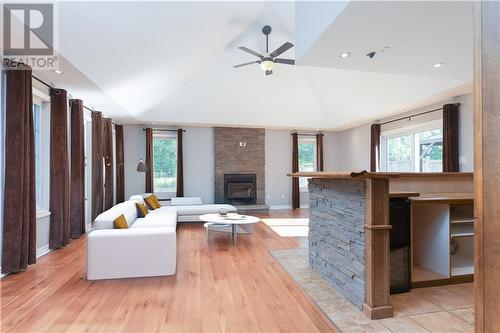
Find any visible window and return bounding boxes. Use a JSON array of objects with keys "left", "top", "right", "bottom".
[
  {"left": 32, "top": 89, "right": 50, "bottom": 213},
  {"left": 153, "top": 132, "right": 177, "bottom": 197},
  {"left": 298, "top": 136, "right": 317, "bottom": 188},
  {"left": 382, "top": 120, "right": 443, "bottom": 172},
  {"left": 33, "top": 103, "right": 42, "bottom": 208}
]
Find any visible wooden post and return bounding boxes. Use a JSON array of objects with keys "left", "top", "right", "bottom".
[
  {"left": 363, "top": 178, "right": 393, "bottom": 319},
  {"left": 474, "top": 2, "right": 500, "bottom": 332}
]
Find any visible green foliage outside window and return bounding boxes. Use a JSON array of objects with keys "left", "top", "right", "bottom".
[
  {"left": 298, "top": 143, "right": 314, "bottom": 168},
  {"left": 387, "top": 135, "right": 412, "bottom": 162},
  {"left": 153, "top": 137, "right": 177, "bottom": 192}
]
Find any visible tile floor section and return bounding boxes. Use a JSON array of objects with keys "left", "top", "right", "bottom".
[{"left": 271, "top": 248, "right": 474, "bottom": 333}]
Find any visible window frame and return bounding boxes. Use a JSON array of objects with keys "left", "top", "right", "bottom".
[
  {"left": 381, "top": 119, "right": 443, "bottom": 173},
  {"left": 152, "top": 131, "right": 178, "bottom": 199},
  {"left": 32, "top": 88, "right": 51, "bottom": 215},
  {"left": 298, "top": 136, "right": 317, "bottom": 191}
]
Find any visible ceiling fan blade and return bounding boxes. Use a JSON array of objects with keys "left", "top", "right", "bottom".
[
  {"left": 265, "top": 70, "right": 273, "bottom": 76},
  {"left": 238, "top": 46, "right": 264, "bottom": 59},
  {"left": 233, "top": 60, "right": 260, "bottom": 68},
  {"left": 274, "top": 58, "right": 295, "bottom": 65},
  {"left": 270, "top": 42, "right": 294, "bottom": 58}
]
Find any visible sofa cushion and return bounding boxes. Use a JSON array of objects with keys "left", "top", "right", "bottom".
[
  {"left": 129, "top": 195, "right": 145, "bottom": 205},
  {"left": 171, "top": 197, "right": 203, "bottom": 206},
  {"left": 94, "top": 201, "right": 138, "bottom": 230},
  {"left": 175, "top": 204, "right": 237, "bottom": 216},
  {"left": 130, "top": 211, "right": 177, "bottom": 229}
]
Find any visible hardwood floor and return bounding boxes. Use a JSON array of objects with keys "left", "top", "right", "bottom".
[{"left": 0, "top": 209, "right": 338, "bottom": 333}]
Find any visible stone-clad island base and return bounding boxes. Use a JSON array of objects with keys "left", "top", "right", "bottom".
[
  {"left": 309, "top": 178, "right": 366, "bottom": 309},
  {"left": 299, "top": 173, "right": 393, "bottom": 320}
]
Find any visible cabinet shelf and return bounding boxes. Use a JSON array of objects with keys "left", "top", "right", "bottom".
[
  {"left": 451, "top": 223, "right": 474, "bottom": 238},
  {"left": 450, "top": 218, "right": 474, "bottom": 224},
  {"left": 451, "top": 254, "right": 474, "bottom": 276}
]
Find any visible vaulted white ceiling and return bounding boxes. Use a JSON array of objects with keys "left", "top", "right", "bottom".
[{"left": 33, "top": 1, "right": 473, "bottom": 130}]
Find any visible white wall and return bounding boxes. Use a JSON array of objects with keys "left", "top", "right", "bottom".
[
  {"left": 333, "top": 93, "right": 474, "bottom": 172},
  {"left": 183, "top": 127, "right": 214, "bottom": 203},
  {"left": 265, "top": 129, "right": 292, "bottom": 208},
  {"left": 336, "top": 124, "right": 372, "bottom": 171},
  {"left": 123, "top": 124, "right": 146, "bottom": 199}
]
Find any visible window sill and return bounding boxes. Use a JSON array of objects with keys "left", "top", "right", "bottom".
[{"left": 36, "top": 210, "right": 51, "bottom": 220}]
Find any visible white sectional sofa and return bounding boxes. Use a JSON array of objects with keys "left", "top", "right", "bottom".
[{"left": 87, "top": 196, "right": 236, "bottom": 280}]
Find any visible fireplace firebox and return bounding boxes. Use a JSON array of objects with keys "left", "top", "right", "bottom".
[{"left": 224, "top": 174, "right": 256, "bottom": 205}]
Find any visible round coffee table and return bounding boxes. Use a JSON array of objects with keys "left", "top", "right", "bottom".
[{"left": 199, "top": 213, "right": 260, "bottom": 244}]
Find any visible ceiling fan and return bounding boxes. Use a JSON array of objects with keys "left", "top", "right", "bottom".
[{"left": 233, "top": 25, "right": 295, "bottom": 76}]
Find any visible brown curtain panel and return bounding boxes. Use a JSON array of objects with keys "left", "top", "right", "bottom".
[
  {"left": 115, "top": 124, "right": 125, "bottom": 203},
  {"left": 176, "top": 129, "right": 184, "bottom": 197},
  {"left": 145, "top": 128, "right": 153, "bottom": 193},
  {"left": 91, "top": 111, "right": 104, "bottom": 221},
  {"left": 370, "top": 124, "right": 381, "bottom": 172},
  {"left": 443, "top": 103, "right": 460, "bottom": 172},
  {"left": 49, "top": 88, "right": 70, "bottom": 249},
  {"left": 69, "top": 99, "right": 85, "bottom": 239},
  {"left": 316, "top": 133, "right": 324, "bottom": 171},
  {"left": 103, "top": 118, "right": 114, "bottom": 210},
  {"left": 291, "top": 133, "right": 300, "bottom": 209},
  {"left": 1, "top": 65, "right": 37, "bottom": 274}
]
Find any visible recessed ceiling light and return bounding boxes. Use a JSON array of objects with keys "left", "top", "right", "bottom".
[
  {"left": 431, "top": 62, "right": 445, "bottom": 69},
  {"left": 54, "top": 70, "right": 63, "bottom": 74},
  {"left": 339, "top": 52, "right": 350, "bottom": 59}
]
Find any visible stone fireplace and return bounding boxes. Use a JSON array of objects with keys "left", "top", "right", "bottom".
[{"left": 214, "top": 127, "right": 265, "bottom": 205}]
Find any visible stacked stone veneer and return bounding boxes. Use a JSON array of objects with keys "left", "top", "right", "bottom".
[
  {"left": 214, "top": 127, "right": 265, "bottom": 204},
  {"left": 308, "top": 178, "right": 366, "bottom": 309}
]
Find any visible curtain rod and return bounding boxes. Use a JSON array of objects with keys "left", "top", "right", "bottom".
[
  {"left": 379, "top": 107, "right": 443, "bottom": 126},
  {"left": 291, "top": 133, "right": 322, "bottom": 137},
  {"left": 32, "top": 75, "right": 119, "bottom": 124},
  {"left": 142, "top": 128, "right": 185, "bottom": 132}
]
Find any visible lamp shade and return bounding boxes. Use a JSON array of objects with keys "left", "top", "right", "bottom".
[{"left": 136, "top": 159, "right": 147, "bottom": 172}]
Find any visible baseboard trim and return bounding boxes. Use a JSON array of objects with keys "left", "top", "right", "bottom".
[
  {"left": 269, "top": 205, "right": 292, "bottom": 210},
  {"left": 1, "top": 245, "right": 52, "bottom": 279},
  {"left": 36, "top": 244, "right": 51, "bottom": 259}
]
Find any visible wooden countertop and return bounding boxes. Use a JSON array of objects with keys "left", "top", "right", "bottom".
[
  {"left": 410, "top": 193, "right": 474, "bottom": 205},
  {"left": 287, "top": 170, "right": 473, "bottom": 179},
  {"left": 389, "top": 192, "right": 420, "bottom": 198}
]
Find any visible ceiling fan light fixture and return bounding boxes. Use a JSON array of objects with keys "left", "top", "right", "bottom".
[
  {"left": 260, "top": 59, "right": 274, "bottom": 71},
  {"left": 431, "top": 62, "right": 445, "bottom": 69},
  {"left": 339, "top": 52, "right": 350, "bottom": 59}
]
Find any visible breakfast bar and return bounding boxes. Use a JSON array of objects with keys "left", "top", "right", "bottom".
[{"left": 287, "top": 171, "right": 473, "bottom": 319}]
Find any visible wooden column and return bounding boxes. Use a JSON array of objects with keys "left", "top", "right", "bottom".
[
  {"left": 363, "top": 178, "right": 393, "bottom": 319},
  {"left": 474, "top": 2, "right": 500, "bottom": 332}
]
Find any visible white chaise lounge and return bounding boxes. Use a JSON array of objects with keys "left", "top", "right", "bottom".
[{"left": 87, "top": 196, "right": 237, "bottom": 280}]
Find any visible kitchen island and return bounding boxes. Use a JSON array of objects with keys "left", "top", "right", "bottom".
[{"left": 287, "top": 171, "right": 473, "bottom": 319}]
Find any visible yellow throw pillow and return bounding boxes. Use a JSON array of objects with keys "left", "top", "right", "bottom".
[
  {"left": 113, "top": 214, "right": 128, "bottom": 229},
  {"left": 144, "top": 195, "right": 159, "bottom": 210},
  {"left": 150, "top": 194, "right": 161, "bottom": 208},
  {"left": 136, "top": 202, "right": 149, "bottom": 218}
]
